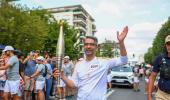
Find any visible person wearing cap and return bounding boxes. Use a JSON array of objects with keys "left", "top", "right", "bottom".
[
  {"left": 63, "top": 56, "right": 74, "bottom": 96},
  {"left": 148, "top": 35, "right": 170, "bottom": 100},
  {"left": 56, "top": 56, "right": 74, "bottom": 98},
  {"left": 53, "top": 26, "right": 128, "bottom": 100},
  {"left": 25, "top": 56, "right": 46, "bottom": 100},
  {"left": 0, "top": 46, "right": 21, "bottom": 100},
  {"left": 63, "top": 56, "right": 74, "bottom": 79}
]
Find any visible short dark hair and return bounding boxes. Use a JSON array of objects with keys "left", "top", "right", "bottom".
[{"left": 84, "top": 36, "right": 98, "bottom": 45}]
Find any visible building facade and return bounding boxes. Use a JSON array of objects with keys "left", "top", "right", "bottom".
[{"left": 47, "top": 5, "right": 96, "bottom": 57}]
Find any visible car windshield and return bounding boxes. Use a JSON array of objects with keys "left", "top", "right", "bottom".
[{"left": 112, "top": 66, "right": 132, "bottom": 72}]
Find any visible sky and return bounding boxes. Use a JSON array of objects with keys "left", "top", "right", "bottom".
[{"left": 15, "top": 0, "right": 170, "bottom": 58}]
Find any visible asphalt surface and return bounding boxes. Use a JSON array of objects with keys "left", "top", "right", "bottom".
[
  {"left": 107, "top": 78, "right": 155, "bottom": 100},
  {"left": 49, "top": 78, "right": 155, "bottom": 100}
]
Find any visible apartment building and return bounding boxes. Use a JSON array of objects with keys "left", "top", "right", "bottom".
[{"left": 48, "top": 5, "right": 96, "bottom": 57}]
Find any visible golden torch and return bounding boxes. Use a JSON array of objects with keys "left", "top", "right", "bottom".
[{"left": 56, "top": 20, "right": 65, "bottom": 84}]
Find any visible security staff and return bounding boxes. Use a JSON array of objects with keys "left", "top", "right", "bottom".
[{"left": 148, "top": 35, "right": 170, "bottom": 100}]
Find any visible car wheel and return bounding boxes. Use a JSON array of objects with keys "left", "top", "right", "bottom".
[{"left": 129, "top": 84, "right": 133, "bottom": 88}]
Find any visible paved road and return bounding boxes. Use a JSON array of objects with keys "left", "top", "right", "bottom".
[
  {"left": 108, "top": 79, "right": 155, "bottom": 100},
  {"left": 50, "top": 78, "right": 156, "bottom": 100}
]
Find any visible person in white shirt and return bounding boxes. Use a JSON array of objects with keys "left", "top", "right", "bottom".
[
  {"left": 133, "top": 72, "right": 140, "bottom": 92},
  {"left": 0, "top": 53, "right": 7, "bottom": 100},
  {"left": 54, "top": 26, "right": 129, "bottom": 100},
  {"left": 0, "top": 46, "right": 21, "bottom": 100},
  {"left": 63, "top": 56, "right": 75, "bottom": 96}
]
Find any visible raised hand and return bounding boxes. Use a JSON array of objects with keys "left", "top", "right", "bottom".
[{"left": 117, "top": 26, "right": 128, "bottom": 43}]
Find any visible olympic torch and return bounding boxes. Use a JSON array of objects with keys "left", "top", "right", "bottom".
[{"left": 56, "top": 20, "right": 65, "bottom": 84}]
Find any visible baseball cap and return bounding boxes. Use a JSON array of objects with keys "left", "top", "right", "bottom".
[
  {"left": 3, "top": 46, "right": 14, "bottom": 52},
  {"left": 64, "top": 56, "right": 70, "bottom": 59},
  {"left": 165, "top": 35, "right": 170, "bottom": 43},
  {"left": 36, "top": 56, "right": 45, "bottom": 61}
]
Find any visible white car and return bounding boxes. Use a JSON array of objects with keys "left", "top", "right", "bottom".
[{"left": 111, "top": 65, "right": 134, "bottom": 87}]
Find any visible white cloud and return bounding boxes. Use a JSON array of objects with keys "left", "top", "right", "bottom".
[
  {"left": 95, "top": 20, "right": 164, "bottom": 57},
  {"left": 95, "top": 28, "right": 118, "bottom": 43},
  {"left": 126, "top": 21, "right": 164, "bottom": 56},
  {"left": 125, "top": 38, "right": 153, "bottom": 57},
  {"left": 94, "top": 0, "right": 152, "bottom": 19},
  {"left": 129, "top": 21, "right": 162, "bottom": 38},
  {"left": 16, "top": 0, "right": 169, "bottom": 59},
  {"left": 132, "top": 10, "right": 151, "bottom": 16},
  {"left": 96, "top": 1, "right": 122, "bottom": 18},
  {"left": 126, "top": 0, "right": 155, "bottom": 5},
  {"left": 160, "top": 3, "right": 170, "bottom": 12},
  {"left": 82, "top": 4, "right": 96, "bottom": 17}
]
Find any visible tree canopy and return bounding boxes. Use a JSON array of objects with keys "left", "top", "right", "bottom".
[
  {"left": 0, "top": 0, "right": 79, "bottom": 59},
  {"left": 144, "top": 17, "right": 170, "bottom": 64}
]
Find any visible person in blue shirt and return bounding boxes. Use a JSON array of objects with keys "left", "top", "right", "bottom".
[
  {"left": 23, "top": 51, "right": 37, "bottom": 100},
  {"left": 148, "top": 35, "right": 170, "bottom": 100}
]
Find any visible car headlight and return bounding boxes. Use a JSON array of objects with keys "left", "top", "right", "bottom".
[{"left": 128, "top": 75, "right": 134, "bottom": 78}]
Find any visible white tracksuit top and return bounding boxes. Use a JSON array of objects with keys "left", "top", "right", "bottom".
[{"left": 70, "top": 56, "right": 128, "bottom": 100}]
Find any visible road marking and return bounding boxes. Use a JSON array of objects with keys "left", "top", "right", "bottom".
[
  {"left": 144, "top": 92, "right": 156, "bottom": 95},
  {"left": 107, "top": 89, "right": 115, "bottom": 98}
]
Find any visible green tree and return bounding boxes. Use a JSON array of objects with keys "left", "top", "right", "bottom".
[
  {"left": 0, "top": 0, "right": 79, "bottom": 59},
  {"left": 144, "top": 47, "right": 154, "bottom": 64},
  {"left": 0, "top": 2, "right": 48, "bottom": 52},
  {"left": 30, "top": 9, "right": 79, "bottom": 59},
  {"left": 144, "top": 17, "right": 170, "bottom": 63},
  {"left": 43, "top": 21, "right": 78, "bottom": 59}
]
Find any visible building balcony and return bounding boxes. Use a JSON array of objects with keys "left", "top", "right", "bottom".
[
  {"left": 92, "top": 29, "right": 97, "bottom": 33},
  {"left": 73, "top": 19, "right": 87, "bottom": 27},
  {"left": 79, "top": 35, "right": 85, "bottom": 39},
  {"left": 73, "top": 11, "right": 87, "bottom": 18},
  {"left": 92, "top": 24, "right": 96, "bottom": 29},
  {"left": 74, "top": 17, "right": 86, "bottom": 22},
  {"left": 75, "top": 26, "right": 87, "bottom": 33},
  {"left": 79, "top": 43, "right": 84, "bottom": 46}
]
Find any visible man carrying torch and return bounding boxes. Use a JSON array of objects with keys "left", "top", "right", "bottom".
[{"left": 53, "top": 26, "right": 129, "bottom": 100}]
